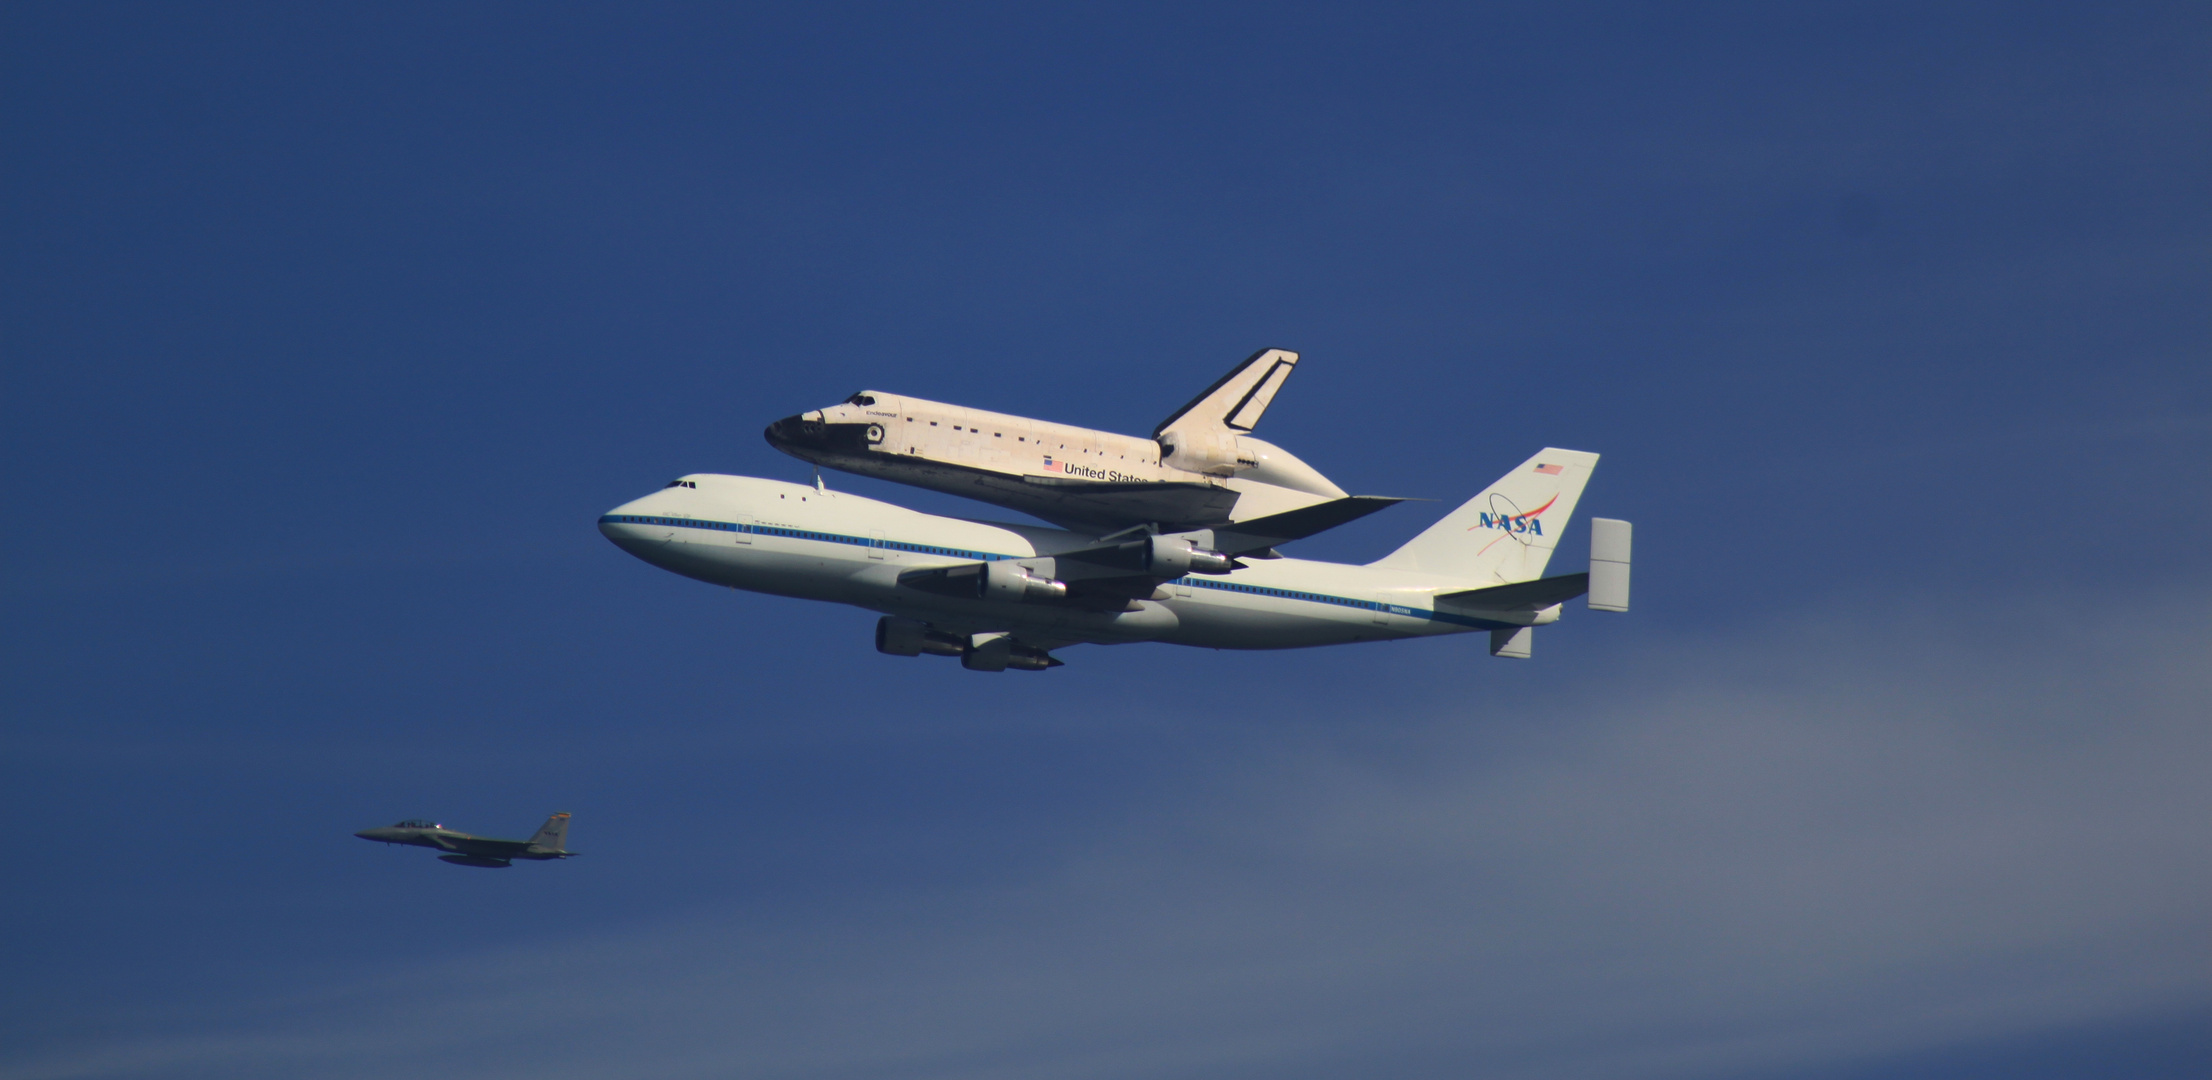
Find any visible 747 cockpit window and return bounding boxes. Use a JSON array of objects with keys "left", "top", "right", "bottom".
[{"left": 845, "top": 393, "right": 876, "bottom": 406}]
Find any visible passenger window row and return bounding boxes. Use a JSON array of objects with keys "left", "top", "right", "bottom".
[
  {"left": 606, "top": 515, "right": 1418, "bottom": 617},
  {"left": 606, "top": 515, "right": 1002, "bottom": 562},
  {"left": 1196, "top": 578, "right": 1379, "bottom": 611}
]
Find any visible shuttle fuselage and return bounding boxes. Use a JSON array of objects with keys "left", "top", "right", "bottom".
[
  {"left": 765, "top": 391, "right": 1344, "bottom": 531},
  {"left": 763, "top": 348, "right": 1347, "bottom": 532}
]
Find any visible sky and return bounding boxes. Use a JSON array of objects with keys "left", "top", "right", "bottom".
[{"left": 2, "top": 3, "right": 2207, "bottom": 1078}]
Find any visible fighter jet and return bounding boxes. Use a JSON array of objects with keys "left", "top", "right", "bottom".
[
  {"left": 354, "top": 813, "right": 577, "bottom": 868},
  {"left": 600, "top": 449, "right": 1630, "bottom": 671},
  {"left": 764, "top": 348, "right": 1350, "bottom": 532}
]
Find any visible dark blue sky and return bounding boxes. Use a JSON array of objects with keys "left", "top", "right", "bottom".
[{"left": 3, "top": 5, "right": 2206, "bottom": 1078}]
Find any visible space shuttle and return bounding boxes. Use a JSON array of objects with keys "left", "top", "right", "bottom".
[{"left": 763, "top": 349, "right": 1353, "bottom": 532}]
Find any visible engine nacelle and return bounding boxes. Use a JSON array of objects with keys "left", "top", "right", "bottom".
[
  {"left": 1145, "top": 534, "right": 1236, "bottom": 577},
  {"left": 961, "top": 634, "right": 1063, "bottom": 672},
  {"left": 1157, "top": 431, "right": 1256, "bottom": 476},
  {"left": 876, "top": 616, "right": 966, "bottom": 656},
  {"left": 981, "top": 560, "right": 1069, "bottom": 603}
]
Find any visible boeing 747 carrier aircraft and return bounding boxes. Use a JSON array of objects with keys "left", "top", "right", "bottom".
[
  {"left": 600, "top": 450, "right": 1629, "bottom": 671},
  {"left": 764, "top": 348, "right": 1345, "bottom": 532}
]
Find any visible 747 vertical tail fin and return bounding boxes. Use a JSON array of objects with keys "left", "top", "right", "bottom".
[{"left": 1369, "top": 449, "right": 1599, "bottom": 585}]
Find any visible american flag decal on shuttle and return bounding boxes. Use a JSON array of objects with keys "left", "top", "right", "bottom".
[
  {"left": 1042, "top": 456, "right": 1060, "bottom": 472},
  {"left": 1534, "top": 463, "right": 1563, "bottom": 475}
]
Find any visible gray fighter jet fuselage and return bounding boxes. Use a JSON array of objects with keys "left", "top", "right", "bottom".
[{"left": 354, "top": 813, "right": 576, "bottom": 868}]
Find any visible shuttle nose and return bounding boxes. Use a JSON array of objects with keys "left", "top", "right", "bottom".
[{"left": 764, "top": 412, "right": 826, "bottom": 455}]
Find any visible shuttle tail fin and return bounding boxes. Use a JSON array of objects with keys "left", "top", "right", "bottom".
[
  {"left": 527, "top": 812, "right": 571, "bottom": 853},
  {"left": 1153, "top": 348, "right": 1299, "bottom": 439},
  {"left": 1369, "top": 449, "right": 1599, "bottom": 584}
]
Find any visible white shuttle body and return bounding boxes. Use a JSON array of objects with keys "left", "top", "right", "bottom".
[
  {"left": 763, "top": 348, "right": 1349, "bottom": 532},
  {"left": 600, "top": 448, "right": 1630, "bottom": 671}
]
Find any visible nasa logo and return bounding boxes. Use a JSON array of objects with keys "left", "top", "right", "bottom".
[
  {"left": 1477, "top": 511, "right": 1543, "bottom": 536},
  {"left": 1467, "top": 493, "right": 1559, "bottom": 542}
]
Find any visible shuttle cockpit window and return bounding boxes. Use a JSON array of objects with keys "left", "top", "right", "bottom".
[
  {"left": 845, "top": 393, "right": 876, "bottom": 406},
  {"left": 663, "top": 480, "right": 697, "bottom": 489}
]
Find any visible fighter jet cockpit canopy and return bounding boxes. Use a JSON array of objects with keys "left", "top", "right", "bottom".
[{"left": 393, "top": 819, "right": 441, "bottom": 829}]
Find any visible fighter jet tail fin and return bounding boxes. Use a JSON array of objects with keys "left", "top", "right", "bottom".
[
  {"left": 528, "top": 812, "right": 571, "bottom": 853},
  {"left": 1153, "top": 348, "right": 1298, "bottom": 439},
  {"left": 1369, "top": 449, "right": 1599, "bottom": 584}
]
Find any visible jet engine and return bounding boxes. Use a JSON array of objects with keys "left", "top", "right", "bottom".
[
  {"left": 1144, "top": 534, "right": 1236, "bottom": 577},
  {"left": 876, "top": 615, "right": 967, "bottom": 656},
  {"left": 894, "top": 562, "right": 1069, "bottom": 603},
  {"left": 961, "top": 634, "right": 1062, "bottom": 672},
  {"left": 982, "top": 560, "right": 1069, "bottom": 603}
]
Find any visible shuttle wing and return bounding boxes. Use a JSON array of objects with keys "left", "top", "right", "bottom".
[{"left": 1011, "top": 475, "right": 1242, "bottom": 531}]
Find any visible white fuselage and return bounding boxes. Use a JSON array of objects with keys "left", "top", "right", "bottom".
[{"left": 601, "top": 475, "right": 1549, "bottom": 651}]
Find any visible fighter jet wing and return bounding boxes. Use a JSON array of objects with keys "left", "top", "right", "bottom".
[{"left": 414, "top": 829, "right": 535, "bottom": 857}]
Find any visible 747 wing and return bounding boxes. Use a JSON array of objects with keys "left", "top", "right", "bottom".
[{"left": 897, "top": 497, "right": 1405, "bottom": 611}]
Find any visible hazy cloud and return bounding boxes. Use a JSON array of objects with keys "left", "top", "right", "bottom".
[{"left": 8, "top": 590, "right": 2205, "bottom": 1080}]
